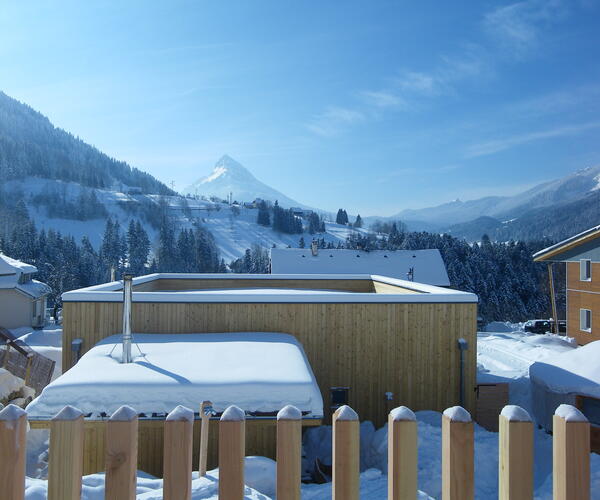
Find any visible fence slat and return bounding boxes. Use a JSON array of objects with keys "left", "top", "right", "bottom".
[
  {"left": 498, "top": 406, "right": 533, "bottom": 500},
  {"left": 276, "top": 405, "right": 302, "bottom": 500},
  {"left": 199, "top": 400, "right": 212, "bottom": 477},
  {"left": 0, "top": 405, "right": 28, "bottom": 500},
  {"left": 48, "top": 406, "right": 84, "bottom": 500},
  {"left": 332, "top": 405, "right": 359, "bottom": 500},
  {"left": 219, "top": 405, "right": 246, "bottom": 500},
  {"left": 105, "top": 406, "right": 138, "bottom": 500},
  {"left": 163, "top": 405, "right": 194, "bottom": 500},
  {"left": 553, "top": 405, "right": 590, "bottom": 500},
  {"left": 388, "top": 406, "right": 417, "bottom": 500},
  {"left": 442, "top": 406, "right": 474, "bottom": 500}
]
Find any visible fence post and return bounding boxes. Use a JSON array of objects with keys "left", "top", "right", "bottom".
[
  {"left": 105, "top": 405, "right": 138, "bottom": 500},
  {"left": 498, "top": 405, "right": 533, "bottom": 500},
  {"left": 48, "top": 405, "right": 84, "bottom": 500},
  {"left": 0, "top": 404, "right": 27, "bottom": 500},
  {"left": 332, "top": 405, "right": 359, "bottom": 500},
  {"left": 442, "top": 406, "right": 474, "bottom": 500},
  {"left": 553, "top": 404, "right": 590, "bottom": 500},
  {"left": 388, "top": 406, "right": 417, "bottom": 500},
  {"left": 219, "top": 405, "right": 246, "bottom": 500},
  {"left": 163, "top": 405, "right": 194, "bottom": 500},
  {"left": 276, "top": 405, "right": 302, "bottom": 500},
  {"left": 199, "top": 400, "right": 212, "bottom": 477}
]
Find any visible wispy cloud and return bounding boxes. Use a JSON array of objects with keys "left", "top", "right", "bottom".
[
  {"left": 484, "top": 0, "right": 568, "bottom": 56},
  {"left": 360, "top": 90, "right": 407, "bottom": 109},
  {"left": 306, "top": 106, "right": 365, "bottom": 137},
  {"left": 465, "top": 121, "right": 600, "bottom": 158}
]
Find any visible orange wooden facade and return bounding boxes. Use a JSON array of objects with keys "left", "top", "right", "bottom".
[{"left": 566, "top": 262, "right": 600, "bottom": 344}]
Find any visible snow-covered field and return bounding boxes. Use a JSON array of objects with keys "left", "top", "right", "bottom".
[
  {"left": 9, "top": 323, "right": 600, "bottom": 499},
  {"left": 8, "top": 176, "right": 372, "bottom": 262}
]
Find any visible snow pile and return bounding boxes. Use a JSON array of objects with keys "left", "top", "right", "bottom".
[
  {"left": 0, "top": 367, "right": 25, "bottom": 401},
  {"left": 442, "top": 406, "right": 471, "bottom": 422},
  {"left": 530, "top": 340, "right": 600, "bottom": 430},
  {"left": 24, "top": 468, "right": 271, "bottom": 500},
  {"left": 26, "top": 332, "right": 323, "bottom": 417},
  {"left": 530, "top": 340, "right": 600, "bottom": 399},
  {"left": 500, "top": 405, "right": 531, "bottom": 422},
  {"left": 555, "top": 404, "right": 587, "bottom": 422}
]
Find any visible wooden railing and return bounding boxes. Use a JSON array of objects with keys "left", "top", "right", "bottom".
[{"left": 0, "top": 402, "right": 591, "bottom": 500}]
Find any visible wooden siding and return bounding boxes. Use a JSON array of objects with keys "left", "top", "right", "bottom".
[
  {"left": 371, "top": 281, "right": 421, "bottom": 294},
  {"left": 63, "top": 301, "right": 477, "bottom": 425},
  {"left": 31, "top": 418, "right": 320, "bottom": 477},
  {"left": 566, "top": 262, "right": 600, "bottom": 344},
  {"left": 134, "top": 278, "right": 376, "bottom": 293}
]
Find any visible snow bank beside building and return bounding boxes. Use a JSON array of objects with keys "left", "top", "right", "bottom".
[{"left": 530, "top": 340, "right": 600, "bottom": 430}]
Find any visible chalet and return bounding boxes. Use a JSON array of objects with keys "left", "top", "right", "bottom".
[
  {"left": 0, "top": 254, "right": 50, "bottom": 329},
  {"left": 533, "top": 224, "right": 600, "bottom": 345},
  {"left": 290, "top": 207, "right": 313, "bottom": 218},
  {"left": 270, "top": 248, "right": 451, "bottom": 287}
]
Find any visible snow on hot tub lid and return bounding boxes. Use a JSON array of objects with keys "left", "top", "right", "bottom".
[
  {"left": 529, "top": 340, "right": 600, "bottom": 398},
  {"left": 26, "top": 332, "right": 324, "bottom": 419}
]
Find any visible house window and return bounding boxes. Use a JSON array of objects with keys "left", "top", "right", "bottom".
[
  {"left": 580, "top": 259, "right": 592, "bottom": 281},
  {"left": 580, "top": 308, "right": 592, "bottom": 332}
]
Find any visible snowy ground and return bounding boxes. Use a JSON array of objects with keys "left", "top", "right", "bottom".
[{"left": 13, "top": 322, "right": 600, "bottom": 499}]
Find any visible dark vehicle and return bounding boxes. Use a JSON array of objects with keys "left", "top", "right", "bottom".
[{"left": 524, "top": 319, "right": 566, "bottom": 335}]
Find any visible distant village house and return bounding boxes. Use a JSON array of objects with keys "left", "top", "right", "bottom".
[{"left": 0, "top": 254, "right": 51, "bottom": 329}]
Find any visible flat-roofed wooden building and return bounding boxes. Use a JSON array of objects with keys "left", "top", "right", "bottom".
[
  {"left": 31, "top": 273, "right": 477, "bottom": 475},
  {"left": 534, "top": 224, "right": 600, "bottom": 345}
]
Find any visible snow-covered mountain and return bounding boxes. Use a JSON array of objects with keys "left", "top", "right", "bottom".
[
  {"left": 183, "top": 155, "right": 309, "bottom": 209},
  {"left": 393, "top": 165, "right": 600, "bottom": 228}
]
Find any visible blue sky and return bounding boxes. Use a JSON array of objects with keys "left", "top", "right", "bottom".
[{"left": 2, "top": 0, "right": 600, "bottom": 215}]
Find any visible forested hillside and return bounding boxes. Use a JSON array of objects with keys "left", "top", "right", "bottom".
[
  {"left": 344, "top": 226, "right": 561, "bottom": 322},
  {"left": 0, "top": 92, "right": 173, "bottom": 194}
]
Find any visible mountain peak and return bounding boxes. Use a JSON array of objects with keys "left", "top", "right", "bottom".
[{"left": 183, "top": 156, "right": 309, "bottom": 209}]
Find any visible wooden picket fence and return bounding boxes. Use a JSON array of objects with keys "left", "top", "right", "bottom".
[{"left": 0, "top": 402, "right": 592, "bottom": 500}]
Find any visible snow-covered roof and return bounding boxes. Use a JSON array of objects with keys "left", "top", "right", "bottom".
[
  {"left": 270, "top": 249, "right": 450, "bottom": 286},
  {"left": 0, "top": 254, "right": 49, "bottom": 298},
  {"left": 26, "top": 332, "right": 324, "bottom": 418},
  {"left": 533, "top": 224, "right": 600, "bottom": 262},
  {"left": 0, "top": 254, "right": 37, "bottom": 275},
  {"left": 529, "top": 340, "right": 600, "bottom": 399},
  {"left": 61, "top": 273, "right": 477, "bottom": 303}
]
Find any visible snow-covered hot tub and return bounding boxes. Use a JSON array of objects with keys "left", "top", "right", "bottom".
[{"left": 27, "top": 332, "right": 323, "bottom": 418}]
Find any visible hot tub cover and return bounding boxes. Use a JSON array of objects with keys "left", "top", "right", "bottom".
[{"left": 26, "top": 332, "right": 324, "bottom": 418}]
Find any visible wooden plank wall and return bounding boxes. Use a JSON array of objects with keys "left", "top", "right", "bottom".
[
  {"left": 566, "top": 262, "right": 600, "bottom": 344},
  {"left": 31, "top": 419, "right": 319, "bottom": 477},
  {"left": 63, "top": 301, "right": 477, "bottom": 426},
  {"left": 134, "top": 278, "right": 376, "bottom": 293}
]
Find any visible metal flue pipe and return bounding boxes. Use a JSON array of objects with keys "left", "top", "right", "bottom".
[{"left": 122, "top": 274, "right": 133, "bottom": 363}]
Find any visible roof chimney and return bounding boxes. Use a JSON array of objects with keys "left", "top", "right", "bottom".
[
  {"left": 122, "top": 274, "right": 133, "bottom": 363},
  {"left": 311, "top": 240, "right": 319, "bottom": 256}
]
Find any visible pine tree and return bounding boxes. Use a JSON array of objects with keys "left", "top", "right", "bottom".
[
  {"left": 354, "top": 214, "right": 363, "bottom": 228},
  {"left": 299, "top": 236, "right": 305, "bottom": 248},
  {"left": 257, "top": 201, "right": 271, "bottom": 226}
]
